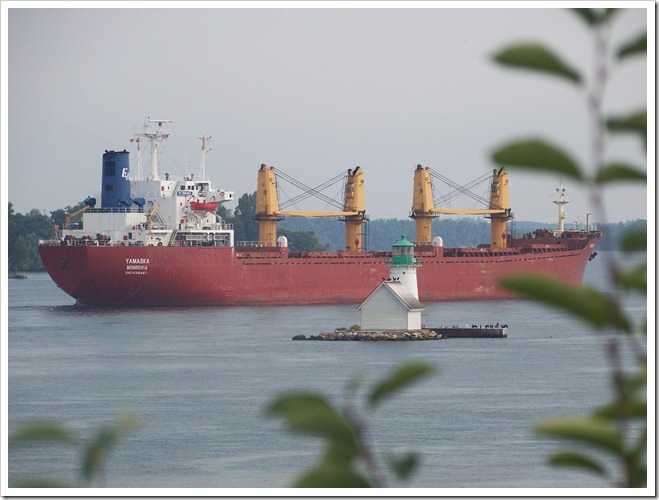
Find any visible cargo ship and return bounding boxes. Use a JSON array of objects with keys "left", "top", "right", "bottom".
[{"left": 38, "top": 119, "right": 601, "bottom": 306}]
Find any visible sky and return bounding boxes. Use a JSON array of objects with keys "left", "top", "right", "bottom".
[{"left": 3, "top": 2, "right": 653, "bottom": 227}]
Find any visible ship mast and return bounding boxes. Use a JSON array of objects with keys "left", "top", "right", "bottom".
[
  {"left": 129, "top": 136, "right": 143, "bottom": 181},
  {"left": 198, "top": 133, "right": 211, "bottom": 180},
  {"left": 552, "top": 179, "right": 570, "bottom": 234},
  {"left": 134, "top": 118, "right": 172, "bottom": 181}
]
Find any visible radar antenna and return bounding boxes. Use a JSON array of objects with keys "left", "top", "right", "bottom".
[{"left": 133, "top": 117, "right": 172, "bottom": 181}]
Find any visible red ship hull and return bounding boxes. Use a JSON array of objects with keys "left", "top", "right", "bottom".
[{"left": 38, "top": 235, "right": 600, "bottom": 306}]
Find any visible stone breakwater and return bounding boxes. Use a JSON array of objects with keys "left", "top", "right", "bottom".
[
  {"left": 292, "top": 327, "right": 508, "bottom": 341},
  {"left": 292, "top": 329, "right": 441, "bottom": 341}
]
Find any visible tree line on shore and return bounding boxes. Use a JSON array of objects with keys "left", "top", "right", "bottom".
[{"left": 7, "top": 198, "right": 647, "bottom": 272}]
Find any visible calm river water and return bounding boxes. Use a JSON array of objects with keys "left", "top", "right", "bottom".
[{"left": 6, "top": 252, "right": 647, "bottom": 492}]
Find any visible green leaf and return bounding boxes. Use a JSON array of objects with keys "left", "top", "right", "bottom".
[
  {"left": 606, "top": 110, "right": 647, "bottom": 148},
  {"left": 547, "top": 451, "right": 608, "bottom": 476},
  {"left": 631, "top": 428, "right": 648, "bottom": 466},
  {"left": 606, "top": 110, "right": 646, "bottom": 133},
  {"left": 631, "top": 461, "right": 647, "bottom": 488},
  {"left": 596, "top": 163, "right": 646, "bottom": 184},
  {"left": 81, "top": 412, "right": 140, "bottom": 484},
  {"left": 322, "top": 439, "right": 361, "bottom": 466},
  {"left": 594, "top": 399, "right": 647, "bottom": 421},
  {"left": 293, "top": 464, "right": 373, "bottom": 488},
  {"left": 344, "top": 374, "right": 366, "bottom": 400},
  {"left": 491, "top": 139, "right": 583, "bottom": 180},
  {"left": 266, "top": 392, "right": 357, "bottom": 445},
  {"left": 82, "top": 429, "right": 115, "bottom": 483},
  {"left": 617, "top": 32, "right": 647, "bottom": 60},
  {"left": 387, "top": 452, "right": 419, "bottom": 481},
  {"left": 12, "top": 478, "right": 77, "bottom": 488},
  {"left": 499, "top": 274, "right": 631, "bottom": 332},
  {"left": 536, "top": 417, "right": 623, "bottom": 455},
  {"left": 492, "top": 43, "right": 581, "bottom": 84},
  {"left": 368, "top": 362, "right": 434, "bottom": 408},
  {"left": 9, "top": 421, "right": 77, "bottom": 447},
  {"left": 615, "top": 262, "right": 647, "bottom": 293},
  {"left": 571, "top": 8, "right": 618, "bottom": 27},
  {"left": 620, "top": 229, "right": 647, "bottom": 252}
]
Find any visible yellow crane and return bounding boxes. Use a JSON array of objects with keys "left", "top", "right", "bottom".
[
  {"left": 410, "top": 165, "right": 513, "bottom": 249},
  {"left": 64, "top": 204, "right": 91, "bottom": 229},
  {"left": 255, "top": 164, "right": 367, "bottom": 251},
  {"left": 146, "top": 203, "right": 160, "bottom": 230}
]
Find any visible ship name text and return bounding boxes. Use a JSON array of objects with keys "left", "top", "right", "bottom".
[{"left": 125, "top": 257, "right": 150, "bottom": 275}]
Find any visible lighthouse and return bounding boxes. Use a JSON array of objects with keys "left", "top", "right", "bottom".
[
  {"left": 388, "top": 234, "right": 421, "bottom": 299},
  {"left": 357, "top": 235, "right": 424, "bottom": 331}
]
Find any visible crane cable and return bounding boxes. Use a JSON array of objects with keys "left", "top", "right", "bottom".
[
  {"left": 430, "top": 169, "right": 492, "bottom": 208},
  {"left": 275, "top": 169, "right": 347, "bottom": 211}
]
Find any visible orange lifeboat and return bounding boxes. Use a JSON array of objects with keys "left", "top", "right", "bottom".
[{"left": 190, "top": 201, "right": 220, "bottom": 212}]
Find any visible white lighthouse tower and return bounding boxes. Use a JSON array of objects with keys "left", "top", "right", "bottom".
[{"left": 388, "top": 234, "right": 421, "bottom": 299}]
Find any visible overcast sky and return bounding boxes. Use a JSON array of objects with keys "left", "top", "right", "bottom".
[{"left": 4, "top": 2, "right": 651, "bottom": 227}]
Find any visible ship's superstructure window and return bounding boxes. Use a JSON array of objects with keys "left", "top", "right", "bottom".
[{"left": 105, "top": 161, "right": 116, "bottom": 177}]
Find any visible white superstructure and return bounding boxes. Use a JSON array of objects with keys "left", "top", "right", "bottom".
[{"left": 59, "top": 119, "right": 235, "bottom": 248}]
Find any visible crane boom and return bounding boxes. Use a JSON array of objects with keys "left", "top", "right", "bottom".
[
  {"left": 276, "top": 211, "right": 361, "bottom": 217},
  {"left": 64, "top": 205, "right": 91, "bottom": 229},
  {"left": 410, "top": 165, "right": 513, "bottom": 249},
  {"left": 430, "top": 208, "right": 509, "bottom": 215},
  {"left": 255, "top": 164, "right": 367, "bottom": 251}
]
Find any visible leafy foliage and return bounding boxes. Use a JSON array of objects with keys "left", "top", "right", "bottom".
[
  {"left": 278, "top": 228, "right": 329, "bottom": 252},
  {"left": 606, "top": 110, "right": 647, "bottom": 149},
  {"left": 570, "top": 8, "right": 618, "bottom": 27},
  {"left": 595, "top": 163, "right": 647, "bottom": 184},
  {"left": 280, "top": 216, "right": 493, "bottom": 251},
  {"left": 492, "top": 138, "right": 583, "bottom": 179},
  {"left": 615, "top": 32, "right": 647, "bottom": 60},
  {"left": 492, "top": 7, "right": 647, "bottom": 488},
  {"left": 7, "top": 203, "right": 58, "bottom": 272},
  {"left": 492, "top": 43, "right": 582, "bottom": 84},
  {"left": 367, "top": 363, "right": 434, "bottom": 409},
  {"left": 499, "top": 275, "right": 631, "bottom": 332},
  {"left": 534, "top": 374, "right": 648, "bottom": 487},
  {"left": 223, "top": 191, "right": 260, "bottom": 243},
  {"left": 9, "top": 412, "right": 139, "bottom": 488},
  {"left": 265, "top": 361, "right": 435, "bottom": 487},
  {"left": 220, "top": 192, "right": 329, "bottom": 250}
]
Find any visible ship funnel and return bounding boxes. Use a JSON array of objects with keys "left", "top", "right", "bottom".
[{"left": 101, "top": 150, "right": 132, "bottom": 209}]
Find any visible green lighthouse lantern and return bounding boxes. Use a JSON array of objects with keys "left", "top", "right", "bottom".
[{"left": 392, "top": 234, "right": 415, "bottom": 266}]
